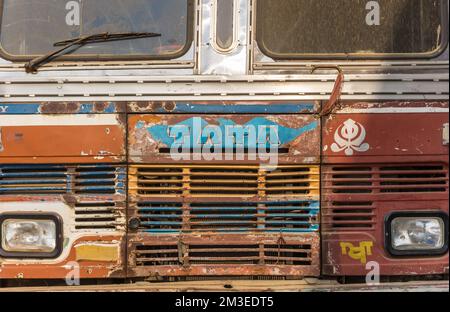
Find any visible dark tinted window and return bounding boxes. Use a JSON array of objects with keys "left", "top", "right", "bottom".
[
  {"left": 216, "top": 0, "right": 235, "bottom": 50},
  {"left": 0, "top": 0, "right": 192, "bottom": 58},
  {"left": 256, "top": 0, "right": 446, "bottom": 58}
]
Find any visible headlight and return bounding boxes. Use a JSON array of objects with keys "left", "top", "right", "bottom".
[
  {"left": 386, "top": 212, "right": 448, "bottom": 256},
  {"left": 0, "top": 214, "right": 62, "bottom": 258}
]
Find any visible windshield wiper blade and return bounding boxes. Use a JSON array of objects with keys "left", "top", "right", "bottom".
[{"left": 25, "top": 32, "right": 161, "bottom": 73}]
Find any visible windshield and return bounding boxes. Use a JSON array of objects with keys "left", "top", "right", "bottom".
[
  {"left": 256, "top": 0, "right": 447, "bottom": 58},
  {"left": 0, "top": 0, "right": 193, "bottom": 59}
]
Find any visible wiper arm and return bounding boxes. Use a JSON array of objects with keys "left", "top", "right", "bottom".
[{"left": 25, "top": 32, "right": 161, "bottom": 73}]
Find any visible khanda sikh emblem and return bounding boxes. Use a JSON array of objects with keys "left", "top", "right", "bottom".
[{"left": 331, "top": 119, "right": 370, "bottom": 156}]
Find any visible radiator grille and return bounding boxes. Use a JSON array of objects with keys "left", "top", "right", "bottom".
[
  {"left": 129, "top": 165, "right": 320, "bottom": 198},
  {"left": 0, "top": 164, "right": 126, "bottom": 195},
  {"left": 322, "top": 201, "right": 375, "bottom": 230},
  {"left": 134, "top": 243, "right": 313, "bottom": 266},
  {"left": 324, "top": 164, "right": 448, "bottom": 194},
  {"left": 322, "top": 163, "right": 448, "bottom": 231},
  {"left": 136, "top": 201, "right": 319, "bottom": 233},
  {"left": 74, "top": 201, "right": 125, "bottom": 231}
]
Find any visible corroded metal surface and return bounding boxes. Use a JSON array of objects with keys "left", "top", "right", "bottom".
[
  {"left": 321, "top": 105, "right": 449, "bottom": 276},
  {"left": 1, "top": 280, "right": 448, "bottom": 292},
  {"left": 128, "top": 114, "right": 320, "bottom": 164},
  {"left": 127, "top": 233, "right": 320, "bottom": 278},
  {"left": 127, "top": 164, "right": 321, "bottom": 278},
  {"left": 0, "top": 103, "right": 126, "bottom": 163},
  {"left": 0, "top": 100, "right": 449, "bottom": 282}
]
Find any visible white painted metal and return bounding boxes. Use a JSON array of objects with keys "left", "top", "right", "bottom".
[{"left": 0, "top": 74, "right": 448, "bottom": 102}]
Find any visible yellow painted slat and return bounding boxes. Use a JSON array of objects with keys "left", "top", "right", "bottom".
[{"left": 129, "top": 165, "right": 321, "bottom": 198}]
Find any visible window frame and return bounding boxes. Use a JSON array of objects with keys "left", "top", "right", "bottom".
[
  {"left": 255, "top": 0, "right": 449, "bottom": 60},
  {"left": 0, "top": 0, "right": 196, "bottom": 62}
]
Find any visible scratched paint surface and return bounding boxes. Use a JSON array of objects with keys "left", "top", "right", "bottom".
[
  {"left": 0, "top": 196, "right": 126, "bottom": 279},
  {"left": 322, "top": 113, "right": 449, "bottom": 160},
  {"left": 0, "top": 102, "right": 125, "bottom": 115},
  {"left": 0, "top": 114, "right": 126, "bottom": 163},
  {"left": 128, "top": 114, "right": 320, "bottom": 163},
  {"left": 127, "top": 101, "right": 319, "bottom": 114},
  {"left": 321, "top": 109, "right": 449, "bottom": 276},
  {"left": 1, "top": 101, "right": 449, "bottom": 280}
]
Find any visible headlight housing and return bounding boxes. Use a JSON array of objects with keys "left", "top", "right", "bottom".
[
  {"left": 0, "top": 214, "right": 62, "bottom": 258},
  {"left": 385, "top": 212, "right": 448, "bottom": 256}
]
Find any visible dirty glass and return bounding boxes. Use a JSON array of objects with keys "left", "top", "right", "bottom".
[
  {"left": 256, "top": 0, "right": 445, "bottom": 58},
  {"left": 215, "top": 0, "right": 235, "bottom": 50},
  {"left": 0, "top": 0, "right": 192, "bottom": 58}
]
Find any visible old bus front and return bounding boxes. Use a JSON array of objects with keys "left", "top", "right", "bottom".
[{"left": 0, "top": 0, "right": 448, "bottom": 287}]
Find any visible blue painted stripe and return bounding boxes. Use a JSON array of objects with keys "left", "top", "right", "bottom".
[
  {"left": 152, "top": 102, "right": 316, "bottom": 114},
  {"left": 142, "top": 228, "right": 318, "bottom": 234},
  {"left": 0, "top": 179, "right": 66, "bottom": 185},
  {"left": 0, "top": 103, "right": 118, "bottom": 114},
  {"left": 139, "top": 215, "right": 182, "bottom": 219},
  {"left": 0, "top": 104, "right": 41, "bottom": 114},
  {"left": 0, "top": 173, "right": 67, "bottom": 178},
  {"left": 141, "top": 221, "right": 182, "bottom": 226},
  {"left": 138, "top": 207, "right": 182, "bottom": 212},
  {"left": 76, "top": 171, "right": 116, "bottom": 177}
]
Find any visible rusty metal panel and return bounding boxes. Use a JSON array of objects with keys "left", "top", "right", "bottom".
[
  {"left": 128, "top": 233, "right": 320, "bottom": 277},
  {"left": 0, "top": 103, "right": 126, "bottom": 163},
  {"left": 127, "top": 101, "right": 319, "bottom": 114},
  {"left": 321, "top": 106, "right": 449, "bottom": 276},
  {"left": 127, "top": 164, "right": 321, "bottom": 278},
  {"left": 0, "top": 164, "right": 127, "bottom": 279},
  {"left": 129, "top": 164, "right": 320, "bottom": 199},
  {"left": 128, "top": 114, "right": 320, "bottom": 164}
]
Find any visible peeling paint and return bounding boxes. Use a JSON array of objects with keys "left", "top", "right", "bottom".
[{"left": 75, "top": 244, "right": 120, "bottom": 262}]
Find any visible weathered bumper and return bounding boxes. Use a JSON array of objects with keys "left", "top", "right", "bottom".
[{"left": 1, "top": 279, "right": 448, "bottom": 292}]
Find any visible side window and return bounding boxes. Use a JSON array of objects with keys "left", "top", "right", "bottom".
[{"left": 256, "top": 0, "right": 447, "bottom": 59}]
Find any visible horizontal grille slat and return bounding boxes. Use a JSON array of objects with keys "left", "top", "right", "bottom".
[
  {"left": 134, "top": 243, "right": 313, "bottom": 266},
  {"left": 323, "top": 163, "right": 449, "bottom": 231},
  {"left": 130, "top": 165, "right": 320, "bottom": 198},
  {"left": 136, "top": 201, "right": 319, "bottom": 233},
  {"left": 324, "top": 164, "right": 449, "bottom": 194},
  {"left": 74, "top": 202, "right": 125, "bottom": 231},
  {"left": 0, "top": 164, "right": 126, "bottom": 195}
]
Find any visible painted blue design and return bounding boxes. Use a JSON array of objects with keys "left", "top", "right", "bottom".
[
  {"left": 146, "top": 117, "right": 318, "bottom": 149},
  {"left": 151, "top": 102, "right": 316, "bottom": 114}
]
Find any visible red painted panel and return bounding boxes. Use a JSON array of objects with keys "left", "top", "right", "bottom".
[
  {"left": 323, "top": 113, "right": 449, "bottom": 162},
  {"left": 322, "top": 111, "right": 449, "bottom": 276}
]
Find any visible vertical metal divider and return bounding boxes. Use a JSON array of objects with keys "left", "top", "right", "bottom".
[
  {"left": 318, "top": 110, "right": 324, "bottom": 276},
  {"left": 124, "top": 103, "right": 130, "bottom": 280}
]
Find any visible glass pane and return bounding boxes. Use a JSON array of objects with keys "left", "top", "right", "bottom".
[
  {"left": 0, "top": 0, "right": 191, "bottom": 58},
  {"left": 256, "top": 0, "right": 445, "bottom": 57},
  {"left": 216, "top": 0, "right": 234, "bottom": 50}
]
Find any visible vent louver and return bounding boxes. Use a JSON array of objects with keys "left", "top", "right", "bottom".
[{"left": 0, "top": 164, "right": 126, "bottom": 195}]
